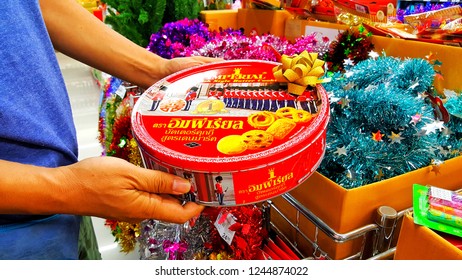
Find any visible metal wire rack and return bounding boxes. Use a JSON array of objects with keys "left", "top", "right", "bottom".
[{"left": 262, "top": 193, "right": 412, "bottom": 260}]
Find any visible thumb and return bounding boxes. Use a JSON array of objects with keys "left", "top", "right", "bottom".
[{"left": 138, "top": 169, "right": 191, "bottom": 195}]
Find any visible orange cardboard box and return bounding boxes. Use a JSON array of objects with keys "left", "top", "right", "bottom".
[
  {"left": 237, "top": 8, "right": 292, "bottom": 37},
  {"left": 394, "top": 213, "right": 462, "bottom": 259},
  {"left": 271, "top": 156, "right": 462, "bottom": 259},
  {"left": 200, "top": 10, "right": 239, "bottom": 31}
]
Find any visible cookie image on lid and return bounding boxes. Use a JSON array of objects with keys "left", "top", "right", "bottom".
[
  {"left": 266, "top": 118, "right": 297, "bottom": 140},
  {"left": 242, "top": 130, "right": 274, "bottom": 150},
  {"left": 276, "top": 107, "right": 312, "bottom": 123},
  {"left": 217, "top": 135, "right": 248, "bottom": 155},
  {"left": 247, "top": 111, "right": 278, "bottom": 129}
]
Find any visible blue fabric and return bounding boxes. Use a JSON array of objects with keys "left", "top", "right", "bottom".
[
  {"left": 0, "top": 1, "right": 81, "bottom": 259},
  {"left": 0, "top": 215, "right": 81, "bottom": 260}
]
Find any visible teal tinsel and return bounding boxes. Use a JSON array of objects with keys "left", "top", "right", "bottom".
[
  {"left": 445, "top": 94, "right": 462, "bottom": 118},
  {"left": 319, "top": 56, "right": 447, "bottom": 189},
  {"left": 435, "top": 93, "right": 462, "bottom": 160},
  {"left": 343, "top": 56, "right": 400, "bottom": 89},
  {"left": 392, "top": 57, "right": 436, "bottom": 94}
]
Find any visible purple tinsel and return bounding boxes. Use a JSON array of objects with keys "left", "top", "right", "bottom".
[
  {"left": 146, "top": 18, "right": 211, "bottom": 59},
  {"left": 147, "top": 18, "right": 331, "bottom": 60}
]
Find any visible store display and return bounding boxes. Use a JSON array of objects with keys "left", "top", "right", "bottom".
[
  {"left": 396, "top": 2, "right": 459, "bottom": 23},
  {"left": 94, "top": 3, "right": 462, "bottom": 258}
]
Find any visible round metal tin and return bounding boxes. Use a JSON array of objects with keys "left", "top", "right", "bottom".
[{"left": 132, "top": 60, "right": 329, "bottom": 206}]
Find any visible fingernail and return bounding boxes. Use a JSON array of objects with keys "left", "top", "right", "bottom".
[{"left": 172, "top": 178, "right": 190, "bottom": 194}]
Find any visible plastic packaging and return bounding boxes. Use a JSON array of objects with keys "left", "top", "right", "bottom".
[{"left": 413, "top": 184, "right": 462, "bottom": 238}]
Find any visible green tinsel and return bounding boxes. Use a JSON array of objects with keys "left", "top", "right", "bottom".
[
  {"left": 319, "top": 55, "right": 459, "bottom": 189},
  {"left": 102, "top": 0, "right": 200, "bottom": 47},
  {"left": 103, "top": 94, "right": 123, "bottom": 154},
  {"left": 324, "top": 26, "right": 374, "bottom": 73}
]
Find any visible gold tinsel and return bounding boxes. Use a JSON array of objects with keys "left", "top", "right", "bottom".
[
  {"left": 115, "top": 221, "right": 141, "bottom": 253},
  {"left": 128, "top": 138, "right": 143, "bottom": 167}
]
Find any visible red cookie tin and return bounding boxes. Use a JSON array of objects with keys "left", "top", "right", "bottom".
[{"left": 131, "top": 60, "right": 329, "bottom": 206}]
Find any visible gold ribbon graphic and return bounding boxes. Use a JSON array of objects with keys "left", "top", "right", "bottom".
[{"left": 272, "top": 50, "right": 325, "bottom": 95}]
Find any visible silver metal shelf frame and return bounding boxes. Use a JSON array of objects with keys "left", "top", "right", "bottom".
[{"left": 264, "top": 193, "right": 412, "bottom": 260}]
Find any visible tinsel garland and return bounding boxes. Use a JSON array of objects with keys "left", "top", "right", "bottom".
[
  {"left": 147, "top": 18, "right": 212, "bottom": 58},
  {"left": 98, "top": 77, "right": 143, "bottom": 252},
  {"left": 437, "top": 90, "right": 462, "bottom": 158},
  {"left": 104, "top": 220, "right": 140, "bottom": 253},
  {"left": 147, "top": 18, "right": 331, "bottom": 60},
  {"left": 323, "top": 25, "right": 374, "bottom": 72},
  {"left": 318, "top": 54, "right": 461, "bottom": 189},
  {"left": 138, "top": 205, "right": 267, "bottom": 260}
]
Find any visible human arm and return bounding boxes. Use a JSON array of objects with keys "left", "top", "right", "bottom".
[
  {"left": 0, "top": 157, "right": 204, "bottom": 224},
  {"left": 39, "top": 0, "right": 219, "bottom": 89}
]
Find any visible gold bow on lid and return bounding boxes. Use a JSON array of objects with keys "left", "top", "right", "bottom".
[{"left": 272, "top": 50, "right": 325, "bottom": 95}]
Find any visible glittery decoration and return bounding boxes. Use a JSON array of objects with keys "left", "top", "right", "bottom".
[
  {"left": 128, "top": 138, "right": 143, "bottom": 167},
  {"left": 389, "top": 132, "right": 404, "bottom": 144},
  {"left": 182, "top": 208, "right": 224, "bottom": 260},
  {"left": 181, "top": 205, "right": 266, "bottom": 260},
  {"left": 147, "top": 18, "right": 212, "bottom": 58},
  {"left": 146, "top": 18, "right": 331, "bottom": 60},
  {"left": 98, "top": 77, "right": 146, "bottom": 252},
  {"left": 324, "top": 26, "right": 374, "bottom": 73},
  {"left": 221, "top": 205, "right": 267, "bottom": 260},
  {"left": 99, "top": 17, "right": 462, "bottom": 255},
  {"left": 445, "top": 93, "right": 462, "bottom": 119},
  {"left": 104, "top": 220, "right": 140, "bottom": 254},
  {"left": 163, "top": 240, "right": 188, "bottom": 260},
  {"left": 372, "top": 130, "right": 384, "bottom": 142},
  {"left": 319, "top": 55, "right": 450, "bottom": 189},
  {"left": 336, "top": 12, "right": 369, "bottom": 26},
  {"left": 138, "top": 219, "right": 182, "bottom": 260}
]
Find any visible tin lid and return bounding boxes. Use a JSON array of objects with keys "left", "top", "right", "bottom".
[{"left": 132, "top": 60, "right": 329, "bottom": 172}]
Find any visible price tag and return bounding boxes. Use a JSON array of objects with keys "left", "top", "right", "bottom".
[
  {"left": 214, "top": 211, "right": 236, "bottom": 245},
  {"left": 115, "top": 85, "right": 127, "bottom": 99}
]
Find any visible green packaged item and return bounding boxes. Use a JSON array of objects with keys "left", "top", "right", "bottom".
[
  {"left": 413, "top": 184, "right": 462, "bottom": 238},
  {"left": 428, "top": 208, "right": 462, "bottom": 229}
]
